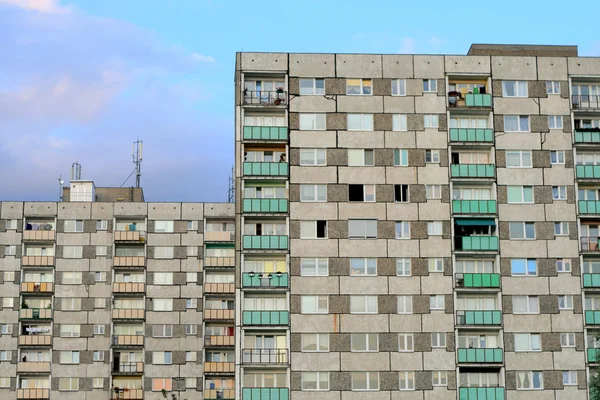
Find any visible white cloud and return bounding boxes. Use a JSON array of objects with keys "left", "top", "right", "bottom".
[
  {"left": 0, "top": 0, "right": 67, "bottom": 13},
  {"left": 191, "top": 53, "right": 215, "bottom": 63},
  {"left": 398, "top": 37, "right": 416, "bottom": 54}
]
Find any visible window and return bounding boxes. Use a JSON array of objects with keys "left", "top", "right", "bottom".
[
  {"left": 96, "top": 220, "right": 108, "bottom": 230},
  {"left": 556, "top": 259, "right": 571, "bottom": 273},
  {"left": 392, "top": 79, "right": 406, "bottom": 96},
  {"left": 347, "top": 114, "right": 374, "bottom": 131},
  {"left": 300, "top": 184, "right": 327, "bottom": 202},
  {"left": 60, "top": 324, "right": 80, "bottom": 337},
  {"left": 0, "top": 378, "right": 8, "bottom": 388},
  {"left": 513, "top": 296, "right": 539, "bottom": 314},
  {"left": 94, "top": 298, "right": 106, "bottom": 308},
  {"left": 187, "top": 246, "right": 198, "bottom": 257},
  {"left": 348, "top": 149, "right": 374, "bottom": 166},
  {"left": 186, "top": 272, "right": 198, "bottom": 283},
  {"left": 187, "top": 220, "right": 198, "bottom": 230},
  {"left": 349, "top": 184, "right": 376, "bottom": 202},
  {"left": 551, "top": 151, "right": 565, "bottom": 164},
  {"left": 299, "top": 113, "right": 326, "bottom": 130},
  {"left": 431, "top": 333, "right": 446, "bottom": 348},
  {"left": 153, "top": 351, "right": 172, "bottom": 365},
  {"left": 59, "top": 378, "right": 79, "bottom": 391},
  {"left": 395, "top": 185, "right": 409, "bottom": 202},
  {"left": 399, "top": 371, "right": 415, "bottom": 390},
  {"left": 552, "top": 186, "right": 567, "bottom": 200},
  {"left": 64, "top": 220, "right": 83, "bottom": 233},
  {"left": 348, "top": 219, "right": 377, "bottom": 239},
  {"left": 514, "top": 333, "right": 541, "bottom": 351},
  {"left": 563, "top": 371, "right": 577, "bottom": 386},
  {"left": 503, "top": 81, "right": 528, "bottom": 97},
  {"left": 185, "top": 378, "right": 196, "bottom": 388},
  {"left": 63, "top": 246, "right": 83, "bottom": 258},
  {"left": 0, "top": 351, "right": 10, "bottom": 361},
  {"left": 429, "top": 258, "right": 443, "bottom": 272},
  {"left": 300, "top": 149, "right": 326, "bottom": 166},
  {"left": 546, "top": 81, "right": 560, "bottom": 95},
  {"left": 347, "top": 79, "right": 372, "bottom": 95},
  {"left": 560, "top": 333, "right": 575, "bottom": 348},
  {"left": 94, "top": 325, "right": 105, "bottom": 335},
  {"left": 395, "top": 221, "right": 410, "bottom": 239},
  {"left": 0, "top": 324, "right": 12, "bottom": 335},
  {"left": 154, "top": 220, "right": 174, "bottom": 233},
  {"left": 300, "top": 78, "right": 325, "bottom": 95},
  {"left": 185, "top": 324, "right": 197, "bottom": 335},
  {"left": 61, "top": 298, "right": 81, "bottom": 311},
  {"left": 398, "top": 296, "right": 413, "bottom": 314},
  {"left": 94, "top": 272, "right": 106, "bottom": 282},
  {"left": 300, "top": 221, "right": 327, "bottom": 239},
  {"left": 96, "top": 246, "right": 107, "bottom": 257},
  {"left": 300, "top": 258, "right": 328, "bottom": 276},
  {"left": 186, "top": 298, "right": 198, "bottom": 309},
  {"left": 427, "top": 221, "right": 442, "bottom": 236},
  {"left": 396, "top": 258, "right": 411, "bottom": 276},
  {"left": 509, "top": 222, "right": 535, "bottom": 239},
  {"left": 302, "top": 333, "right": 329, "bottom": 352},
  {"left": 351, "top": 333, "right": 378, "bottom": 352},
  {"left": 152, "top": 378, "right": 172, "bottom": 392},
  {"left": 1, "top": 298, "right": 13, "bottom": 308},
  {"left": 60, "top": 351, "right": 80, "bottom": 364},
  {"left": 506, "top": 151, "right": 532, "bottom": 167},
  {"left": 424, "top": 115, "right": 439, "bottom": 128},
  {"left": 507, "top": 186, "right": 534, "bottom": 203},
  {"left": 5, "top": 219, "right": 17, "bottom": 230},
  {"left": 350, "top": 258, "right": 377, "bottom": 276},
  {"left": 62, "top": 272, "right": 82, "bottom": 284},
  {"left": 301, "top": 296, "right": 328, "bottom": 314},
  {"left": 555, "top": 222, "right": 569, "bottom": 236},
  {"left": 425, "top": 149, "right": 440, "bottom": 163},
  {"left": 93, "top": 378, "right": 104, "bottom": 389},
  {"left": 154, "top": 247, "right": 174, "bottom": 259},
  {"left": 511, "top": 259, "right": 537, "bottom": 276},
  {"left": 548, "top": 115, "right": 563, "bottom": 129},
  {"left": 350, "top": 296, "right": 378, "bottom": 314},
  {"left": 423, "top": 79, "right": 437, "bottom": 92},
  {"left": 504, "top": 115, "right": 530, "bottom": 132},
  {"left": 517, "top": 371, "right": 543, "bottom": 390},
  {"left": 153, "top": 299, "right": 173, "bottom": 311},
  {"left": 154, "top": 272, "right": 173, "bottom": 285},
  {"left": 152, "top": 325, "right": 173, "bottom": 338},
  {"left": 93, "top": 351, "right": 104, "bottom": 361},
  {"left": 426, "top": 185, "right": 442, "bottom": 199},
  {"left": 4, "top": 271, "right": 14, "bottom": 281},
  {"left": 558, "top": 295, "right": 574, "bottom": 310},
  {"left": 4, "top": 246, "right": 16, "bottom": 256},
  {"left": 430, "top": 295, "right": 445, "bottom": 310},
  {"left": 301, "top": 372, "right": 329, "bottom": 391},
  {"left": 393, "top": 114, "right": 407, "bottom": 131},
  {"left": 394, "top": 149, "right": 408, "bottom": 166},
  {"left": 399, "top": 333, "right": 414, "bottom": 352},
  {"left": 352, "top": 372, "right": 379, "bottom": 391},
  {"left": 432, "top": 371, "right": 448, "bottom": 386},
  {"left": 185, "top": 351, "right": 197, "bottom": 362}
]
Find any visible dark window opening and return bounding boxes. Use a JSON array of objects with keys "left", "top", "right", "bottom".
[
  {"left": 349, "top": 185, "right": 364, "bottom": 202},
  {"left": 316, "top": 221, "right": 327, "bottom": 238},
  {"left": 395, "top": 185, "right": 409, "bottom": 203}
]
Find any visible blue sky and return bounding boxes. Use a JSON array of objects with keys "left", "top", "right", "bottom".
[{"left": 1, "top": 0, "right": 599, "bottom": 201}]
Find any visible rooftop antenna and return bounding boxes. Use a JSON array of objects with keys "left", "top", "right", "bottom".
[
  {"left": 133, "top": 139, "right": 143, "bottom": 188},
  {"left": 71, "top": 162, "right": 81, "bottom": 181},
  {"left": 58, "top": 175, "right": 64, "bottom": 201},
  {"left": 228, "top": 165, "right": 235, "bottom": 203}
]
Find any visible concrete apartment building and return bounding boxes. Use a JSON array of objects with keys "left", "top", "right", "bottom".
[{"left": 234, "top": 44, "right": 600, "bottom": 400}]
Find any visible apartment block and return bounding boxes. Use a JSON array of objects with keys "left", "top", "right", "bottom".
[{"left": 234, "top": 44, "right": 600, "bottom": 400}]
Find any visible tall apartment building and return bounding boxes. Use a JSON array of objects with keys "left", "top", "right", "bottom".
[
  {"left": 0, "top": 182, "right": 236, "bottom": 400},
  {"left": 234, "top": 44, "right": 600, "bottom": 400}
]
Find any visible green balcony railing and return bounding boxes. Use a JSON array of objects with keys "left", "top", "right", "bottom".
[
  {"left": 243, "top": 162, "right": 288, "bottom": 177},
  {"left": 242, "top": 272, "right": 289, "bottom": 288},
  {"left": 243, "top": 310, "right": 289, "bottom": 326},
  {"left": 452, "top": 200, "right": 497, "bottom": 214},
  {"left": 579, "top": 200, "right": 600, "bottom": 214},
  {"left": 243, "top": 235, "right": 288, "bottom": 250},
  {"left": 455, "top": 236, "right": 499, "bottom": 251},
  {"left": 451, "top": 164, "right": 495, "bottom": 178},
  {"left": 457, "top": 348, "right": 503, "bottom": 363},
  {"left": 585, "top": 310, "right": 600, "bottom": 325},
  {"left": 457, "top": 310, "right": 502, "bottom": 326},
  {"left": 450, "top": 128, "right": 494, "bottom": 143},
  {"left": 576, "top": 165, "right": 600, "bottom": 179},
  {"left": 459, "top": 387, "right": 504, "bottom": 400},
  {"left": 457, "top": 273, "right": 501, "bottom": 288},
  {"left": 464, "top": 93, "right": 492, "bottom": 107},
  {"left": 588, "top": 348, "right": 600, "bottom": 363},
  {"left": 243, "top": 198, "right": 288, "bottom": 213},
  {"left": 575, "top": 130, "right": 600, "bottom": 144},
  {"left": 242, "top": 388, "right": 289, "bottom": 400},
  {"left": 584, "top": 274, "right": 600, "bottom": 288},
  {"left": 243, "top": 126, "right": 288, "bottom": 141}
]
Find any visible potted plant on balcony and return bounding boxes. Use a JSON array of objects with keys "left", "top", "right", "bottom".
[
  {"left": 276, "top": 86, "right": 284, "bottom": 94},
  {"left": 274, "top": 97, "right": 283, "bottom": 105}
]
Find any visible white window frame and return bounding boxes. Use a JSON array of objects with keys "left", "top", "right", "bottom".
[
  {"left": 546, "top": 81, "right": 560, "bottom": 95},
  {"left": 60, "top": 324, "right": 80, "bottom": 338},
  {"left": 92, "top": 378, "right": 104, "bottom": 389},
  {"left": 152, "top": 351, "right": 173, "bottom": 365},
  {"left": 555, "top": 222, "right": 569, "bottom": 236},
  {"left": 509, "top": 222, "right": 535, "bottom": 240},
  {"left": 513, "top": 296, "right": 539, "bottom": 314},
  {"left": 393, "top": 114, "right": 408, "bottom": 131},
  {"left": 299, "top": 149, "right": 326, "bottom": 166},
  {"left": 300, "top": 258, "right": 328, "bottom": 276},
  {"left": 94, "top": 298, "right": 106, "bottom": 309},
  {"left": 301, "top": 296, "right": 328, "bottom": 314},
  {"left": 95, "top": 246, "right": 107, "bottom": 257},
  {"left": 186, "top": 351, "right": 197, "bottom": 362},
  {"left": 426, "top": 185, "right": 442, "bottom": 199},
  {"left": 186, "top": 272, "right": 198, "bottom": 283},
  {"left": 392, "top": 79, "right": 406, "bottom": 96},
  {"left": 5, "top": 219, "right": 17, "bottom": 230},
  {"left": 432, "top": 371, "right": 448, "bottom": 387},
  {"left": 152, "top": 298, "right": 173, "bottom": 312},
  {"left": 514, "top": 333, "right": 541, "bottom": 352},
  {"left": 563, "top": 371, "right": 577, "bottom": 386},
  {"left": 428, "top": 258, "right": 444, "bottom": 272},
  {"left": 1, "top": 298, "right": 13, "bottom": 308},
  {"left": 348, "top": 149, "right": 374, "bottom": 166},
  {"left": 154, "top": 220, "right": 174, "bottom": 233},
  {"left": 185, "top": 324, "right": 197, "bottom": 335},
  {"left": 154, "top": 272, "right": 173, "bottom": 285},
  {"left": 556, "top": 259, "right": 571, "bottom": 273},
  {"left": 301, "top": 333, "right": 329, "bottom": 352},
  {"left": 62, "top": 246, "right": 83, "bottom": 259},
  {"left": 395, "top": 221, "right": 410, "bottom": 239},
  {"left": 431, "top": 333, "right": 446, "bottom": 348},
  {"left": 394, "top": 149, "right": 408, "bottom": 166},
  {"left": 0, "top": 324, "right": 13, "bottom": 335},
  {"left": 558, "top": 295, "right": 574, "bottom": 310},
  {"left": 560, "top": 333, "right": 575, "bottom": 348},
  {"left": 517, "top": 371, "right": 543, "bottom": 390},
  {"left": 59, "top": 377, "right": 79, "bottom": 391},
  {"left": 503, "top": 81, "right": 528, "bottom": 97},
  {"left": 504, "top": 115, "right": 530, "bottom": 132},
  {"left": 300, "top": 220, "right": 327, "bottom": 239},
  {"left": 548, "top": 115, "right": 563, "bottom": 129},
  {"left": 64, "top": 220, "right": 84, "bottom": 233},
  {"left": 506, "top": 151, "right": 532, "bottom": 168},
  {"left": 62, "top": 271, "right": 82, "bottom": 285},
  {"left": 60, "top": 351, "right": 80, "bottom": 364},
  {"left": 351, "top": 371, "right": 379, "bottom": 391},
  {"left": 552, "top": 186, "right": 567, "bottom": 200},
  {"left": 399, "top": 333, "right": 414, "bottom": 352},
  {"left": 154, "top": 246, "right": 174, "bottom": 259},
  {"left": 430, "top": 295, "right": 445, "bottom": 310},
  {"left": 423, "top": 79, "right": 437, "bottom": 93},
  {"left": 348, "top": 219, "right": 377, "bottom": 239},
  {"left": 186, "top": 298, "right": 198, "bottom": 309},
  {"left": 347, "top": 113, "right": 374, "bottom": 131},
  {"left": 300, "top": 184, "right": 327, "bottom": 202},
  {"left": 350, "top": 296, "right": 378, "bottom": 314},
  {"left": 96, "top": 220, "right": 108, "bottom": 230},
  {"left": 94, "top": 272, "right": 106, "bottom": 282},
  {"left": 94, "top": 325, "right": 105, "bottom": 335},
  {"left": 93, "top": 351, "right": 104, "bottom": 362},
  {"left": 550, "top": 151, "right": 565, "bottom": 165},
  {"left": 351, "top": 333, "right": 378, "bottom": 352},
  {"left": 187, "top": 220, "right": 198, "bottom": 231},
  {"left": 507, "top": 186, "right": 534, "bottom": 203},
  {"left": 299, "top": 113, "right": 326, "bottom": 130},
  {"left": 4, "top": 246, "right": 16, "bottom": 256},
  {"left": 399, "top": 371, "right": 415, "bottom": 390},
  {"left": 425, "top": 149, "right": 440, "bottom": 163},
  {"left": 398, "top": 296, "right": 413, "bottom": 314},
  {"left": 300, "top": 78, "right": 325, "bottom": 95},
  {"left": 396, "top": 258, "right": 411, "bottom": 276},
  {"left": 301, "top": 372, "right": 329, "bottom": 391},
  {"left": 350, "top": 258, "right": 377, "bottom": 276},
  {"left": 4, "top": 271, "right": 14, "bottom": 281},
  {"left": 424, "top": 114, "right": 439, "bottom": 128},
  {"left": 0, "top": 351, "right": 11, "bottom": 361},
  {"left": 346, "top": 78, "right": 372, "bottom": 96},
  {"left": 427, "top": 221, "right": 443, "bottom": 236}
]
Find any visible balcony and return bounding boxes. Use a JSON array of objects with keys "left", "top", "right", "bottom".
[
  {"left": 581, "top": 237, "right": 600, "bottom": 252},
  {"left": 114, "top": 230, "right": 145, "bottom": 242},
  {"left": 113, "top": 256, "right": 145, "bottom": 267},
  {"left": 585, "top": 310, "right": 600, "bottom": 325},
  {"left": 577, "top": 165, "right": 600, "bottom": 179},
  {"left": 205, "top": 389, "right": 235, "bottom": 399},
  {"left": 243, "top": 198, "right": 288, "bottom": 213},
  {"left": 112, "top": 309, "right": 145, "bottom": 320},
  {"left": 579, "top": 201, "right": 600, "bottom": 214},
  {"left": 242, "top": 272, "right": 289, "bottom": 288},
  {"left": 244, "top": 90, "right": 287, "bottom": 106},
  {"left": 112, "top": 283, "right": 145, "bottom": 293},
  {"left": 243, "top": 235, "right": 288, "bottom": 250},
  {"left": 450, "top": 128, "right": 494, "bottom": 143},
  {"left": 112, "top": 389, "right": 143, "bottom": 400},
  {"left": 584, "top": 274, "right": 600, "bottom": 288},
  {"left": 455, "top": 236, "right": 499, "bottom": 251},
  {"left": 457, "top": 348, "right": 503, "bottom": 363},
  {"left": 204, "top": 361, "right": 235, "bottom": 373},
  {"left": 243, "top": 126, "right": 288, "bottom": 141},
  {"left": 459, "top": 387, "right": 504, "bottom": 400},
  {"left": 19, "top": 309, "right": 52, "bottom": 320},
  {"left": 575, "top": 129, "right": 600, "bottom": 144},
  {"left": 449, "top": 93, "right": 492, "bottom": 108},
  {"left": 456, "top": 273, "right": 501, "bottom": 289},
  {"left": 112, "top": 335, "right": 144, "bottom": 346},
  {"left": 205, "top": 231, "right": 235, "bottom": 242},
  {"left": 21, "top": 256, "right": 53, "bottom": 266},
  {"left": 23, "top": 230, "right": 55, "bottom": 242},
  {"left": 243, "top": 310, "right": 289, "bottom": 326},
  {"left": 573, "top": 95, "right": 600, "bottom": 110},
  {"left": 19, "top": 335, "right": 51, "bottom": 346},
  {"left": 588, "top": 348, "right": 599, "bottom": 363},
  {"left": 456, "top": 310, "right": 502, "bottom": 326},
  {"left": 17, "top": 389, "right": 50, "bottom": 399},
  {"left": 242, "top": 388, "right": 289, "bottom": 400},
  {"left": 242, "top": 348, "right": 289, "bottom": 364},
  {"left": 205, "top": 335, "right": 235, "bottom": 347},
  {"left": 205, "top": 257, "right": 235, "bottom": 268},
  {"left": 204, "top": 309, "right": 235, "bottom": 320},
  {"left": 451, "top": 164, "right": 495, "bottom": 178},
  {"left": 112, "top": 362, "right": 144, "bottom": 374},
  {"left": 243, "top": 162, "right": 288, "bottom": 177},
  {"left": 452, "top": 200, "right": 497, "bottom": 215},
  {"left": 204, "top": 283, "right": 235, "bottom": 294},
  {"left": 17, "top": 362, "right": 51, "bottom": 373},
  {"left": 20, "top": 282, "right": 53, "bottom": 294}
]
